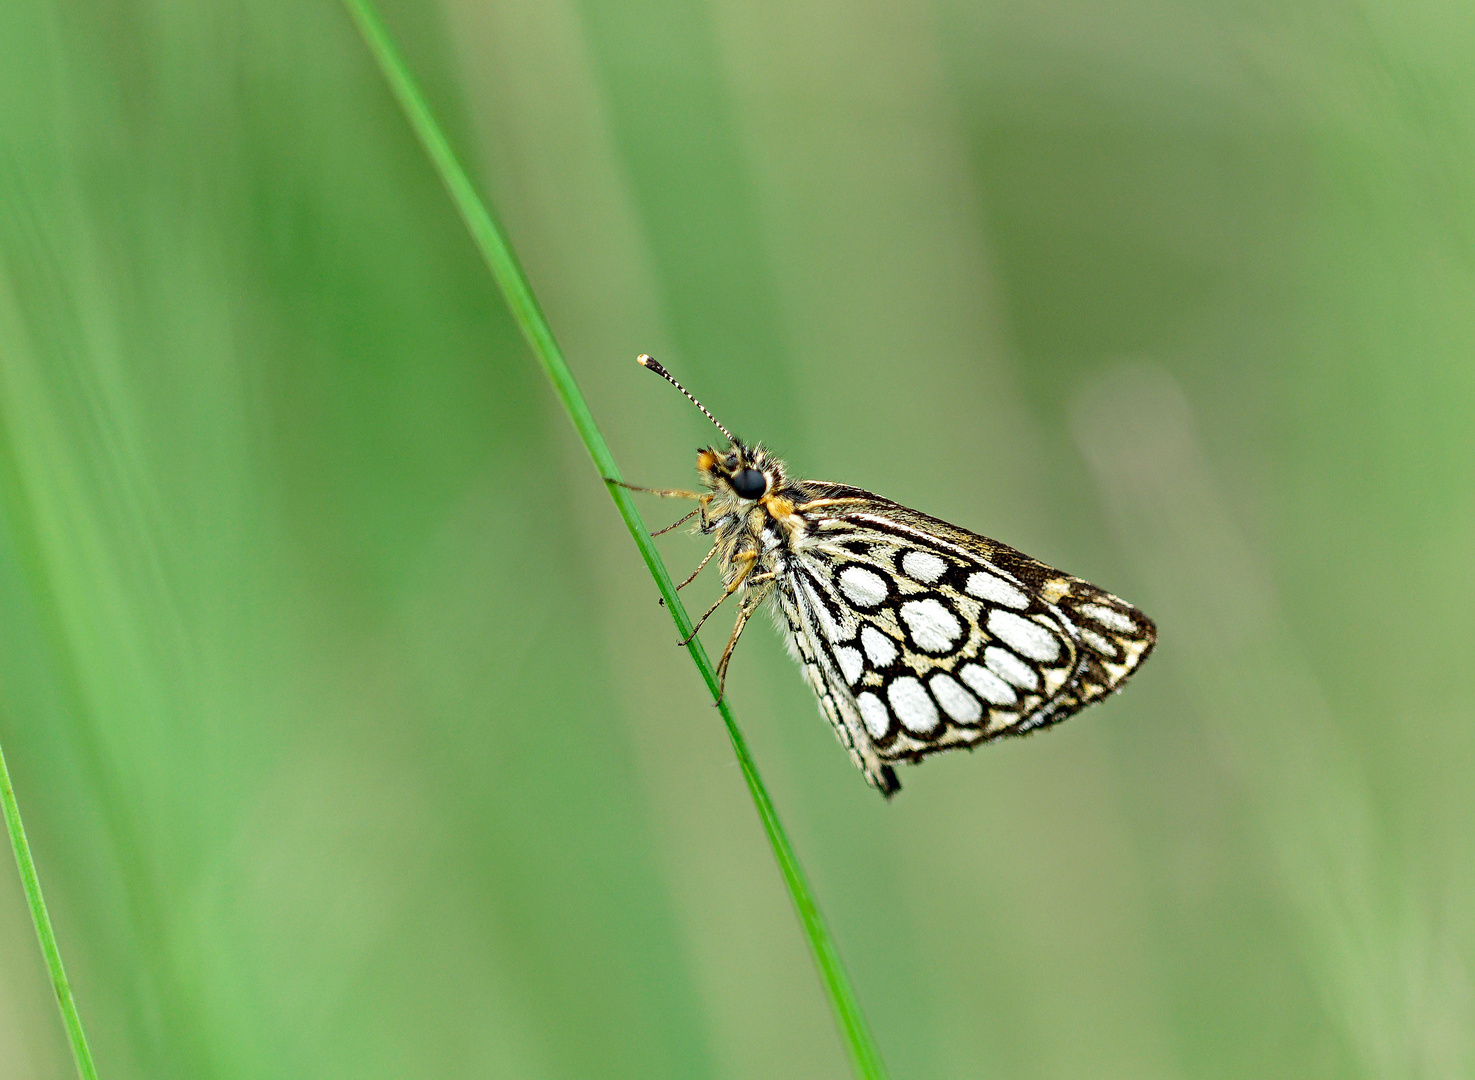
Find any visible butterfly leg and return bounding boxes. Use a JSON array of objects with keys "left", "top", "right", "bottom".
[
  {"left": 675, "top": 544, "right": 718, "bottom": 590},
  {"left": 611, "top": 481, "right": 716, "bottom": 534},
  {"left": 712, "top": 575, "right": 776, "bottom": 701},
  {"left": 651, "top": 508, "right": 699, "bottom": 536},
  {"left": 679, "top": 549, "right": 756, "bottom": 646},
  {"left": 713, "top": 603, "right": 757, "bottom": 703},
  {"left": 609, "top": 480, "right": 705, "bottom": 500},
  {"left": 657, "top": 543, "right": 719, "bottom": 609}
]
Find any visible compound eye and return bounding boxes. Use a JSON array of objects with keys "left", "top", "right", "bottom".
[{"left": 730, "top": 468, "right": 768, "bottom": 500}]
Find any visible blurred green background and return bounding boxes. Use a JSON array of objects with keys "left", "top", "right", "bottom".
[{"left": 2, "top": 0, "right": 1472, "bottom": 1077}]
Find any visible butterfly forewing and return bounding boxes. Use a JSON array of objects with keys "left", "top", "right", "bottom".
[{"left": 772, "top": 486, "right": 1155, "bottom": 790}]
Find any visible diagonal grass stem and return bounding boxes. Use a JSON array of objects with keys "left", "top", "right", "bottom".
[
  {"left": 1, "top": 739, "right": 101, "bottom": 1080},
  {"left": 340, "top": 2, "right": 887, "bottom": 1076}
]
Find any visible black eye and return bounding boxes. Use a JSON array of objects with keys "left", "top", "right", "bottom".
[{"left": 730, "top": 468, "right": 767, "bottom": 499}]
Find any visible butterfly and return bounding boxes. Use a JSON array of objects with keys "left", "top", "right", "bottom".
[{"left": 622, "top": 355, "right": 1156, "bottom": 797}]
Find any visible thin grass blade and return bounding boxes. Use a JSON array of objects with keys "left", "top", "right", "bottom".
[
  {"left": 339, "top": 2, "right": 888, "bottom": 1075},
  {"left": 1, "top": 741, "right": 101, "bottom": 1080}
]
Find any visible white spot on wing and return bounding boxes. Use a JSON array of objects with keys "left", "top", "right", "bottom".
[
  {"left": 1081, "top": 602, "right": 1136, "bottom": 633},
  {"left": 888, "top": 676, "right": 939, "bottom": 734},
  {"left": 987, "top": 610, "right": 1061, "bottom": 662},
  {"left": 901, "top": 550, "right": 946, "bottom": 583},
  {"left": 860, "top": 626, "right": 897, "bottom": 667},
  {"left": 929, "top": 673, "right": 982, "bottom": 724},
  {"left": 984, "top": 646, "right": 1039, "bottom": 690},
  {"left": 856, "top": 692, "right": 891, "bottom": 739},
  {"left": 1079, "top": 628, "right": 1116, "bottom": 657},
  {"left": 966, "top": 570, "right": 1029, "bottom": 609},
  {"left": 899, "top": 598, "right": 962, "bottom": 653},
  {"left": 960, "top": 663, "right": 1019, "bottom": 705},
  {"left": 838, "top": 566, "right": 888, "bottom": 607},
  {"left": 834, "top": 646, "right": 864, "bottom": 686}
]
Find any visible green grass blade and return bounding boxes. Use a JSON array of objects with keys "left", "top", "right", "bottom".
[
  {"left": 1, "top": 741, "right": 101, "bottom": 1080},
  {"left": 340, "top": 3, "right": 888, "bottom": 1076}
]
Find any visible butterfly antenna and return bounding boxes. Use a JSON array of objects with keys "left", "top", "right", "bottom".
[{"left": 637, "top": 355, "right": 735, "bottom": 443}]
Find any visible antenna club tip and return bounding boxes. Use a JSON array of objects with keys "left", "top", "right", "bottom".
[{"left": 636, "top": 353, "right": 670, "bottom": 377}]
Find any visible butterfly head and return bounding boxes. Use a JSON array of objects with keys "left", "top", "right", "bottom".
[
  {"left": 638, "top": 353, "right": 791, "bottom": 507},
  {"left": 696, "top": 440, "right": 786, "bottom": 504}
]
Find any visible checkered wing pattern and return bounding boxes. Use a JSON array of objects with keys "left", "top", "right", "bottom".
[{"left": 772, "top": 487, "right": 1156, "bottom": 795}]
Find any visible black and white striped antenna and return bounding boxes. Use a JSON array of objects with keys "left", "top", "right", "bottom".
[{"left": 637, "top": 355, "right": 735, "bottom": 443}]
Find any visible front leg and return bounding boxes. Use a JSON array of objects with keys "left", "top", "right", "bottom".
[
  {"left": 610, "top": 479, "right": 715, "bottom": 535},
  {"left": 609, "top": 479, "right": 705, "bottom": 500}
]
